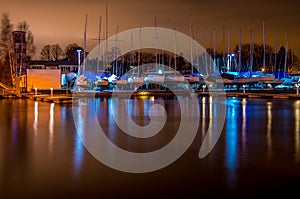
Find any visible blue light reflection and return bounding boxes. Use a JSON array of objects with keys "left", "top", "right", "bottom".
[{"left": 225, "top": 98, "right": 239, "bottom": 188}]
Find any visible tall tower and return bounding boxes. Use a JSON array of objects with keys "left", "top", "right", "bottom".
[{"left": 12, "top": 31, "right": 26, "bottom": 76}]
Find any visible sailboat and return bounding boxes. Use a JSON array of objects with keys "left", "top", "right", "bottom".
[
  {"left": 76, "top": 74, "right": 89, "bottom": 87},
  {"left": 217, "top": 29, "right": 264, "bottom": 88},
  {"left": 75, "top": 14, "right": 89, "bottom": 88},
  {"left": 263, "top": 32, "right": 291, "bottom": 87},
  {"left": 280, "top": 33, "right": 294, "bottom": 86},
  {"left": 111, "top": 26, "right": 128, "bottom": 86},
  {"left": 220, "top": 23, "right": 282, "bottom": 88},
  {"left": 253, "top": 21, "right": 278, "bottom": 84},
  {"left": 184, "top": 16, "right": 200, "bottom": 84},
  {"left": 163, "top": 16, "right": 186, "bottom": 84}
]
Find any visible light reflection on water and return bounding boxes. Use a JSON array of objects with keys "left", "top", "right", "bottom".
[
  {"left": 294, "top": 101, "right": 300, "bottom": 162},
  {"left": 201, "top": 97, "right": 206, "bottom": 138},
  {"left": 48, "top": 103, "right": 54, "bottom": 154},
  {"left": 266, "top": 101, "right": 273, "bottom": 159},
  {"left": 241, "top": 98, "right": 247, "bottom": 152},
  {"left": 1, "top": 97, "right": 300, "bottom": 198},
  {"left": 225, "top": 98, "right": 238, "bottom": 188},
  {"left": 34, "top": 101, "right": 38, "bottom": 135},
  {"left": 73, "top": 132, "right": 84, "bottom": 178}
]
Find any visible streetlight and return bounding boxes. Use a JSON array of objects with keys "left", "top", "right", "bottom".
[
  {"left": 50, "top": 88, "right": 53, "bottom": 97},
  {"left": 243, "top": 85, "right": 246, "bottom": 94},
  {"left": 227, "top": 53, "right": 235, "bottom": 71},
  {"left": 77, "top": 49, "right": 82, "bottom": 75}
]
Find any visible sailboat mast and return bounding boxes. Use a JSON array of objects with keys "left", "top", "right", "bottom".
[
  {"left": 97, "top": 16, "right": 102, "bottom": 73},
  {"left": 263, "top": 21, "right": 266, "bottom": 70},
  {"left": 138, "top": 26, "right": 141, "bottom": 75},
  {"left": 213, "top": 28, "right": 216, "bottom": 72},
  {"left": 130, "top": 32, "right": 133, "bottom": 67},
  {"left": 238, "top": 28, "right": 242, "bottom": 71},
  {"left": 222, "top": 26, "right": 226, "bottom": 70},
  {"left": 121, "top": 47, "right": 125, "bottom": 75},
  {"left": 250, "top": 29, "right": 254, "bottom": 75},
  {"left": 284, "top": 33, "right": 288, "bottom": 78},
  {"left": 172, "top": 16, "right": 177, "bottom": 73},
  {"left": 274, "top": 32, "right": 278, "bottom": 75},
  {"left": 113, "top": 27, "right": 118, "bottom": 76},
  {"left": 189, "top": 15, "right": 194, "bottom": 75},
  {"left": 209, "top": 30, "right": 213, "bottom": 72},
  {"left": 227, "top": 27, "right": 230, "bottom": 71},
  {"left": 154, "top": 16, "right": 159, "bottom": 68},
  {"left": 202, "top": 27, "right": 208, "bottom": 74},
  {"left": 83, "top": 14, "right": 87, "bottom": 75},
  {"left": 105, "top": 2, "right": 109, "bottom": 72},
  {"left": 227, "top": 27, "right": 230, "bottom": 55},
  {"left": 195, "top": 31, "right": 199, "bottom": 72}
]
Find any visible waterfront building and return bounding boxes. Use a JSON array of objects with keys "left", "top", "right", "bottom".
[
  {"left": 28, "top": 60, "right": 78, "bottom": 74},
  {"left": 7, "top": 31, "right": 79, "bottom": 93},
  {"left": 26, "top": 60, "right": 78, "bottom": 91}
]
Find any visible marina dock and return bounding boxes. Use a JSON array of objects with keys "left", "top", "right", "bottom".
[
  {"left": 23, "top": 89, "right": 300, "bottom": 104},
  {"left": 28, "top": 95, "right": 76, "bottom": 104},
  {"left": 198, "top": 90, "right": 300, "bottom": 100},
  {"left": 1, "top": 86, "right": 299, "bottom": 104}
]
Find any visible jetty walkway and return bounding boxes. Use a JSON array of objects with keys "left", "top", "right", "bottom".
[{"left": 1, "top": 88, "right": 300, "bottom": 104}]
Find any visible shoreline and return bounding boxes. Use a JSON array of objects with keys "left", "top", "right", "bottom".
[{"left": 1, "top": 88, "right": 300, "bottom": 104}]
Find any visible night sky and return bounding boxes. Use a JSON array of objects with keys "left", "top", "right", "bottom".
[{"left": 1, "top": 0, "right": 300, "bottom": 58}]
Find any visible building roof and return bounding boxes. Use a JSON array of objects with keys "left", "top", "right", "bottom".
[{"left": 29, "top": 60, "right": 78, "bottom": 66}]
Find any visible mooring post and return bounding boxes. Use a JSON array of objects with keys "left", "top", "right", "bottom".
[{"left": 202, "top": 85, "right": 206, "bottom": 93}]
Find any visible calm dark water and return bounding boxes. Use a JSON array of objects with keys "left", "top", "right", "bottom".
[{"left": 0, "top": 97, "right": 300, "bottom": 199}]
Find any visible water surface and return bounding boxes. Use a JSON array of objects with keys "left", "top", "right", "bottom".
[{"left": 0, "top": 97, "right": 299, "bottom": 198}]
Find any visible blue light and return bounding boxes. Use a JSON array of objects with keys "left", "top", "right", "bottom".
[{"left": 225, "top": 102, "right": 238, "bottom": 188}]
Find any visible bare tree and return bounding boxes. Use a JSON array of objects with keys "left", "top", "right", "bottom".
[
  {"left": 0, "top": 13, "right": 13, "bottom": 62},
  {"left": 40, "top": 44, "right": 64, "bottom": 61},
  {"left": 40, "top": 44, "right": 51, "bottom": 60},
  {"left": 50, "top": 44, "right": 64, "bottom": 61},
  {"left": 0, "top": 13, "right": 13, "bottom": 86}
]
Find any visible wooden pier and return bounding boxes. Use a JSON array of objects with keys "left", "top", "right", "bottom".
[
  {"left": 28, "top": 95, "right": 77, "bottom": 104},
  {"left": 2, "top": 88, "right": 300, "bottom": 104}
]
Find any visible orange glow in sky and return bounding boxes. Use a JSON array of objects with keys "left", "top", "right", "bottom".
[{"left": 1, "top": 0, "right": 300, "bottom": 58}]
